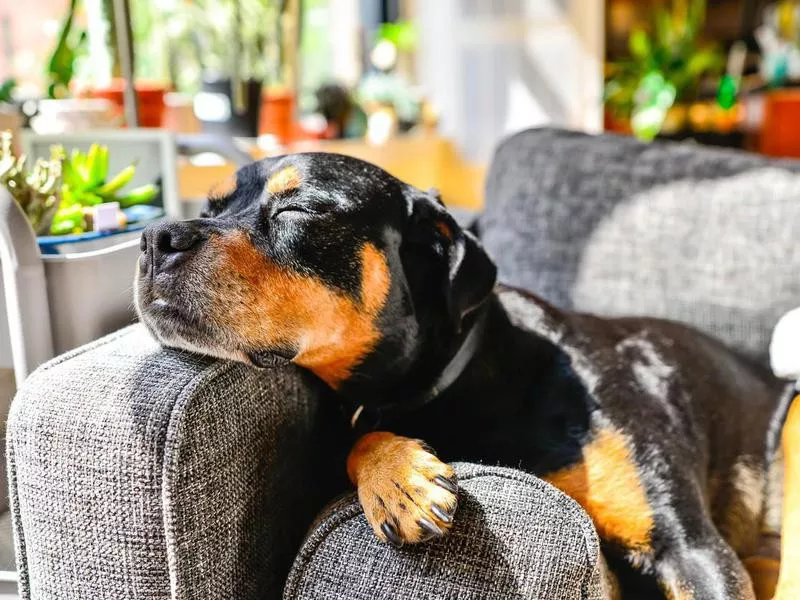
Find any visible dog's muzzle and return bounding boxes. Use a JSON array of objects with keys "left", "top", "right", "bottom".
[{"left": 139, "top": 221, "right": 207, "bottom": 280}]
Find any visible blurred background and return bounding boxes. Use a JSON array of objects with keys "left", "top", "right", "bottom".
[
  {"left": 5, "top": 0, "right": 800, "bottom": 199},
  {"left": 4, "top": 1, "right": 800, "bottom": 167},
  {"left": 0, "top": 0, "right": 603, "bottom": 165}
]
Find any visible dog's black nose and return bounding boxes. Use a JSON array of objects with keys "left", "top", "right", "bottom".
[{"left": 141, "top": 221, "right": 205, "bottom": 273}]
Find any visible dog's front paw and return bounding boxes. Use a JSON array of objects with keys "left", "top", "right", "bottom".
[{"left": 347, "top": 432, "right": 458, "bottom": 546}]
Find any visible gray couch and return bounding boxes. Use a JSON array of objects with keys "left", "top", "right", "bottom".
[{"left": 7, "top": 129, "right": 800, "bottom": 599}]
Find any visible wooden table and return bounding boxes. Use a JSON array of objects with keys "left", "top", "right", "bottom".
[{"left": 178, "top": 135, "right": 485, "bottom": 210}]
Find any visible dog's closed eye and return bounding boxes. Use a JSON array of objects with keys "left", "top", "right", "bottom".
[
  {"left": 272, "top": 204, "right": 313, "bottom": 218},
  {"left": 269, "top": 196, "right": 335, "bottom": 219}
]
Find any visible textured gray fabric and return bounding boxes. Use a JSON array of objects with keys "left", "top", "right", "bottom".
[
  {"left": 481, "top": 128, "right": 800, "bottom": 363},
  {"left": 284, "top": 463, "right": 605, "bottom": 600},
  {"left": 7, "top": 324, "right": 334, "bottom": 600}
]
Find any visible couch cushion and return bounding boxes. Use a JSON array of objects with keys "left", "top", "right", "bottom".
[
  {"left": 8, "top": 324, "right": 334, "bottom": 600},
  {"left": 284, "top": 463, "right": 607, "bottom": 600},
  {"left": 480, "top": 128, "right": 800, "bottom": 363}
]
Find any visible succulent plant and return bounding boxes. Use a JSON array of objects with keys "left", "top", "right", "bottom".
[
  {"left": 0, "top": 131, "right": 62, "bottom": 235},
  {"left": 52, "top": 143, "right": 158, "bottom": 235},
  {"left": 0, "top": 131, "right": 158, "bottom": 236}
]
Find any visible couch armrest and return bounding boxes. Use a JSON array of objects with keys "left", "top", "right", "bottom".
[
  {"left": 7, "top": 324, "right": 339, "bottom": 600},
  {"left": 284, "top": 463, "right": 608, "bottom": 600}
]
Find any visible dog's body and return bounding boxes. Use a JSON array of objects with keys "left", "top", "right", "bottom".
[
  {"left": 381, "top": 286, "right": 788, "bottom": 598},
  {"left": 135, "top": 153, "right": 798, "bottom": 599}
]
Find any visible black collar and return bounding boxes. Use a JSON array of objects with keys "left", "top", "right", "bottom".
[{"left": 348, "top": 311, "right": 487, "bottom": 432}]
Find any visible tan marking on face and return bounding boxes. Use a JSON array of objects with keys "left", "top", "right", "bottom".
[
  {"left": 267, "top": 165, "right": 303, "bottom": 195},
  {"left": 208, "top": 174, "right": 237, "bottom": 199},
  {"left": 543, "top": 427, "right": 654, "bottom": 551},
  {"left": 208, "top": 231, "right": 390, "bottom": 388}
]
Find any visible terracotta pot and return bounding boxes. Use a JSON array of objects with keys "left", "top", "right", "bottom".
[
  {"left": 761, "top": 90, "right": 800, "bottom": 158},
  {"left": 88, "top": 79, "right": 167, "bottom": 128},
  {"left": 603, "top": 110, "right": 632, "bottom": 135},
  {"left": 259, "top": 90, "right": 296, "bottom": 143}
]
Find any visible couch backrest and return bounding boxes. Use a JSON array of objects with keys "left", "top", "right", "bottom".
[{"left": 480, "top": 128, "right": 800, "bottom": 364}]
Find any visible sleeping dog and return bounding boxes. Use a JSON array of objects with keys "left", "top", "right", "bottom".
[{"left": 134, "top": 154, "right": 799, "bottom": 599}]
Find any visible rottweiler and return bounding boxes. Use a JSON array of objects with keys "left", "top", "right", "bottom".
[{"left": 134, "top": 154, "right": 800, "bottom": 599}]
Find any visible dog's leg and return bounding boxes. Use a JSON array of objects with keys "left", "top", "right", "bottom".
[
  {"left": 774, "top": 395, "right": 800, "bottom": 600},
  {"left": 347, "top": 431, "right": 458, "bottom": 546}
]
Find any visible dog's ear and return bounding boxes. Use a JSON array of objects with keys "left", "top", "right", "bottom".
[{"left": 405, "top": 189, "right": 497, "bottom": 331}]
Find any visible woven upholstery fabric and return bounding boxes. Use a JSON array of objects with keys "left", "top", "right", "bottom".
[
  {"left": 284, "top": 463, "right": 605, "bottom": 600},
  {"left": 481, "top": 128, "right": 800, "bottom": 363},
  {"left": 7, "top": 324, "right": 334, "bottom": 600}
]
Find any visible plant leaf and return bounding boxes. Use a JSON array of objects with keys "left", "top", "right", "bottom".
[
  {"left": 629, "top": 29, "right": 652, "bottom": 61},
  {"left": 686, "top": 48, "right": 723, "bottom": 77},
  {"left": 654, "top": 8, "right": 674, "bottom": 48}
]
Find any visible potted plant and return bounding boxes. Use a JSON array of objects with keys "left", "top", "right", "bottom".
[
  {"left": 166, "top": 0, "right": 295, "bottom": 139},
  {"left": 0, "top": 130, "right": 168, "bottom": 374},
  {"left": 0, "top": 131, "right": 162, "bottom": 247},
  {"left": 81, "top": 0, "right": 169, "bottom": 127},
  {"left": 604, "top": 0, "right": 724, "bottom": 140}
]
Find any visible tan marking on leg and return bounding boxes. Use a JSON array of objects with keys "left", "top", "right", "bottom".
[
  {"left": 743, "top": 556, "right": 780, "bottom": 600},
  {"left": 266, "top": 164, "right": 302, "bottom": 195},
  {"left": 774, "top": 396, "right": 800, "bottom": 599},
  {"left": 543, "top": 428, "right": 654, "bottom": 551},
  {"left": 347, "top": 432, "right": 457, "bottom": 544}
]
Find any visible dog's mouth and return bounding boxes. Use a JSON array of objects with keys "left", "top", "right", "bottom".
[
  {"left": 135, "top": 269, "right": 294, "bottom": 369},
  {"left": 246, "top": 350, "right": 294, "bottom": 368}
]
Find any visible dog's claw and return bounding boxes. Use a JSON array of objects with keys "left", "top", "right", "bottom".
[
  {"left": 351, "top": 434, "right": 458, "bottom": 545},
  {"left": 381, "top": 521, "right": 404, "bottom": 547},
  {"left": 431, "top": 503, "right": 453, "bottom": 523},
  {"left": 418, "top": 440, "right": 437, "bottom": 456},
  {"left": 418, "top": 517, "right": 443, "bottom": 537},
  {"left": 434, "top": 475, "right": 458, "bottom": 494}
]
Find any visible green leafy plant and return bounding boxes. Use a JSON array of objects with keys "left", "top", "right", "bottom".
[
  {"left": 165, "top": 0, "right": 289, "bottom": 93},
  {"left": 377, "top": 21, "right": 418, "bottom": 54},
  {"left": 604, "top": 0, "right": 723, "bottom": 139},
  {"left": 52, "top": 144, "right": 158, "bottom": 234},
  {"left": 0, "top": 132, "right": 62, "bottom": 235},
  {"left": 46, "top": 0, "right": 88, "bottom": 99},
  {"left": 0, "top": 131, "right": 158, "bottom": 236},
  {"left": 0, "top": 79, "right": 16, "bottom": 103}
]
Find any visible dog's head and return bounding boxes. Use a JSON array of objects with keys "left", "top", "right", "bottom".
[{"left": 135, "top": 153, "right": 496, "bottom": 390}]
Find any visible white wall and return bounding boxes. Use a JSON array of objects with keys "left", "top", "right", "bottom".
[{"left": 416, "top": 0, "right": 604, "bottom": 163}]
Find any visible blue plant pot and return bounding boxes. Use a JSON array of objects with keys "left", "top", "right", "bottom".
[{"left": 37, "top": 205, "right": 164, "bottom": 255}]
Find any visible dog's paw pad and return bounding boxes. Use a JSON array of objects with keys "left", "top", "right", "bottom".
[{"left": 348, "top": 432, "right": 458, "bottom": 546}]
